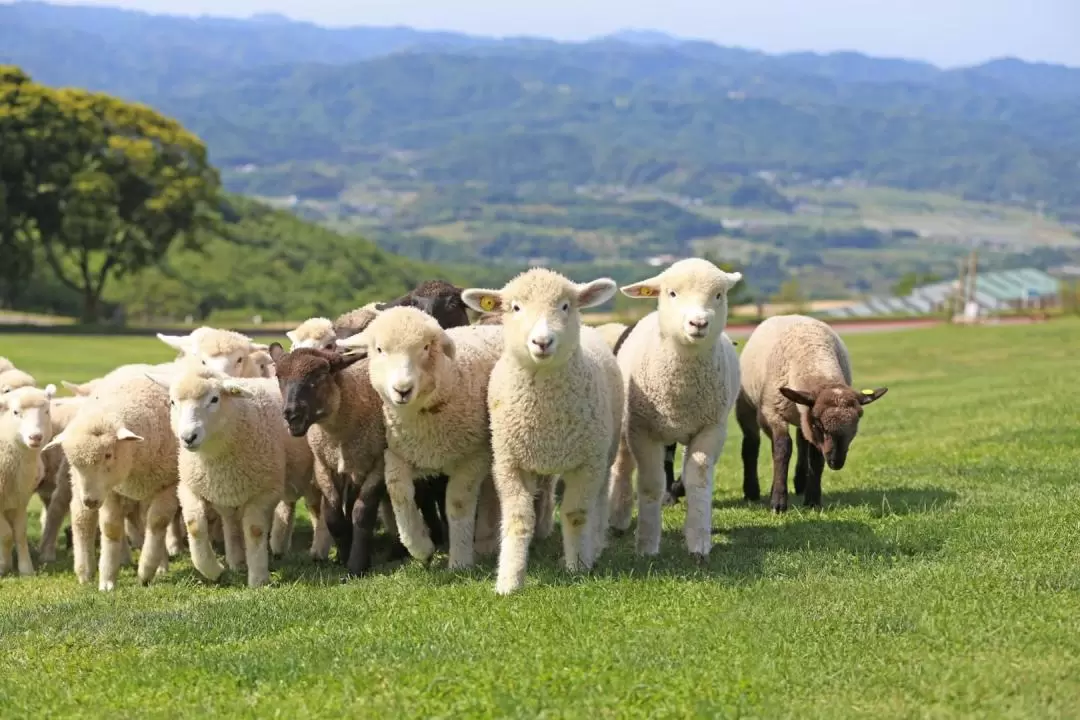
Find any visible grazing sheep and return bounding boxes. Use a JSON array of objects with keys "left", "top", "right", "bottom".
[
  {"left": 0, "top": 384, "right": 55, "bottom": 576},
  {"left": 461, "top": 268, "right": 624, "bottom": 595},
  {"left": 375, "top": 280, "right": 470, "bottom": 330},
  {"left": 148, "top": 365, "right": 286, "bottom": 588},
  {"left": 0, "top": 368, "right": 36, "bottom": 394},
  {"left": 43, "top": 373, "right": 178, "bottom": 590},
  {"left": 337, "top": 307, "right": 503, "bottom": 569},
  {"left": 736, "top": 314, "right": 888, "bottom": 512},
  {"left": 287, "top": 317, "right": 336, "bottom": 351},
  {"left": 269, "top": 345, "right": 449, "bottom": 575},
  {"left": 156, "top": 327, "right": 270, "bottom": 378},
  {"left": 607, "top": 258, "right": 742, "bottom": 559}
]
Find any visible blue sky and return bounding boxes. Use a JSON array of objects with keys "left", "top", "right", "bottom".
[{"left": 36, "top": 0, "right": 1080, "bottom": 68}]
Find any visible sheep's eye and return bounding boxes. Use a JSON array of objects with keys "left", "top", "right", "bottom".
[
  {"left": 12, "top": 410, "right": 20, "bottom": 417},
  {"left": 511, "top": 302, "right": 522, "bottom": 313},
  {"left": 376, "top": 346, "right": 384, "bottom": 355},
  {"left": 423, "top": 343, "right": 430, "bottom": 352},
  {"left": 716, "top": 291, "right": 723, "bottom": 300},
  {"left": 561, "top": 301, "right": 570, "bottom": 312},
  {"left": 200, "top": 359, "right": 207, "bottom": 366},
  {"left": 169, "top": 400, "right": 175, "bottom": 408},
  {"left": 210, "top": 396, "right": 219, "bottom": 405},
  {"left": 668, "top": 290, "right": 677, "bottom": 298},
  {"left": 104, "top": 453, "right": 112, "bottom": 460},
  {"left": 235, "top": 358, "right": 242, "bottom": 365}
]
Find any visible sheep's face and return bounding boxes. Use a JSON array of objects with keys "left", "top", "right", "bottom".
[
  {"left": 157, "top": 328, "right": 268, "bottom": 378},
  {"left": 339, "top": 307, "right": 453, "bottom": 410},
  {"left": 462, "top": 269, "right": 616, "bottom": 369},
  {"left": 249, "top": 350, "right": 276, "bottom": 379},
  {"left": 0, "top": 385, "right": 55, "bottom": 450},
  {"left": 780, "top": 385, "right": 888, "bottom": 470},
  {"left": 0, "top": 369, "right": 36, "bottom": 395},
  {"left": 288, "top": 333, "right": 337, "bottom": 352},
  {"left": 161, "top": 372, "right": 253, "bottom": 451},
  {"left": 377, "top": 291, "right": 470, "bottom": 330},
  {"left": 287, "top": 319, "right": 337, "bottom": 352},
  {"left": 48, "top": 418, "right": 144, "bottom": 509},
  {"left": 621, "top": 259, "right": 742, "bottom": 347},
  {"left": 270, "top": 344, "right": 363, "bottom": 436}
]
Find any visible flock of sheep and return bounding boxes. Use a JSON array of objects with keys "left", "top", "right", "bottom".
[{"left": 0, "top": 258, "right": 888, "bottom": 594}]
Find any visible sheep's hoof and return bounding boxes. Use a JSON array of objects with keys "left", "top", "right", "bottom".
[
  {"left": 99, "top": 580, "right": 116, "bottom": 592},
  {"left": 771, "top": 501, "right": 788, "bottom": 514},
  {"left": 690, "top": 552, "right": 709, "bottom": 566},
  {"left": 661, "top": 492, "right": 677, "bottom": 506}
]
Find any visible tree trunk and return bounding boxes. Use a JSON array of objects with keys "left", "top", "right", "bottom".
[{"left": 81, "top": 285, "right": 101, "bottom": 324}]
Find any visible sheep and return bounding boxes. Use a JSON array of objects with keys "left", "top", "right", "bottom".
[
  {"left": 375, "top": 279, "right": 471, "bottom": 330},
  {"left": 269, "top": 344, "right": 450, "bottom": 575},
  {"left": 337, "top": 307, "right": 504, "bottom": 570},
  {"left": 148, "top": 364, "right": 286, "bottom": 588},
  {"left": 0, "top": 384, "right": 55, "bottom": 576},
  {"left": 250, "top": 349, "right": 276, "bottom": 379},
  {"left": 156, "top": 326, "right": 270, "bottom": 378},
  {"left": 461, "top": 268, "right": 624, "bottom": 595},
  {"left": 735, "top": 314, "right": 888, "bottom": 512},
  {"left": 0, "top": 368, "right": 36, "bottom": 394},
  {"left": 0, "top": 357, "right": 14, "bottom": 374},
  {"left": 43, "top": 372, "right": 179, "bottom": 590},
  {"left": 332, "top": 302, "right": 382, "bottom": 339},
  {"left": 594, "top": 322, "right": 629, "bottom": 352},
  {"left": 607, "top": 258, "right": 742, "bottom": 560},
  {"left": 35, "top": 396, "right": 86, "bottom": 563},
  {"left": 287, "top": 317, "right": 336, "bottom": 351}
]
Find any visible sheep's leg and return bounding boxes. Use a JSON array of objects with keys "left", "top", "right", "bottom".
[
  {"left": 139, "top": 485, "right": 178, "bottom": 585},
  {"left": 683, "top": 423, "right": 724, "bottom": 559},
  {"left": 345, "top": 471, "right": 386, "bottom": 577},
  {"left": 416, "top": 476, "right": 446, "bottom": 547},
  {"left": 629, "top": 433, "right": 667, "bottom": 556},
  {"left": 241, "top": 495, "right": 276, "bottom": 588},
  {"left": 589, "top": 471, "right": 610, "bottom": 565},
  {"left": 473, "top": 474, "right": 501, "bottom": 556},
  {"left": 99, "top": 494, "right": 136, "bottom": 590},
  {"left": 125, "top": 509, "right": 145, "bottom": 553},
  {"left": 269, "top": 500, "right": 295, "bottom": 558},
  {"left": 165, "top": 509, "right": 185, "bottom": 557},
  {"left": 445, "top": 456, "right": 489, "bottom": 569},
  {"left": 38, "top": 464, "right": 71, "bottom": 563},
  {"left": 803, "top": 442, "right": 825, "bottom": 508},
  {"left": 384, "top": 450, "right": 435, "bottom": 562},
  {"left": 736, "top": 394, "right": 761, "bottom": 502},
  {"left": 768, "top": 425, "right": 793, "bottom": 513},
  {"left": 69, "top": 492, "right": 98, "bottom": 584},
  {"left": 662, "top": 444, "right": 680, "bottom": 505},
  {"left": 208, "top": 509, "right": 225, "bottom": 548},
  {"left": 10, "top": 502, "right": 34, "bottom": 577},
  {"left": 494, "top": 462, "right": 538, "bottom": 595},
  {"left": 219, "top": 506, "right": 245, "bottom": 570},
  {"left": 0, "top": 512, "right": 12, "bottom": 576},
  {"left": 379, "top": 497, "right": 410, "bottom": 561},
  {"left": 321, "top": 492, "right": 352, "bottom": 564},
  {"left": 793, "top": 429, "right": 809, "bottom": 496},
  {"left": 533, "top": 477, "right": 556, "bottom": 541},
  {"left": 178, "top": 482, "right": 224, "bottom": 582},
  {"left": 606, "top": 434, "right": 636, "bottom": 533},
  {"left": 305, "top": 483, "right": 331, "bottom": 561}
]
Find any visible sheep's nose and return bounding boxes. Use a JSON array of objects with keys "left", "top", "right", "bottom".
[
  {"left": 26, "top": 432, "right": 43, "bottom": 446},
  {"left": 181, "top": 431, "right": 199, "bottom": 447},
  {"left": 689, "top": 317, "right": 709, "bottom": 330},
  {"left": 392, "top": 381, "right": 414, "bottom": 395},
  {"left": 530, "top": 336, "right": 553, "bottom": 352}
]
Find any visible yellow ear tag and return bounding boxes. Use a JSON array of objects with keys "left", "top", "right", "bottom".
[
  {"left": 639, "top": 286, "right": 654, "bottom": 297},
  {"left": 479, "top": 296, "right": 497, "bottom": 312},
  {"left": 861, "top": 389, "right": 875, "bottom": 395}
]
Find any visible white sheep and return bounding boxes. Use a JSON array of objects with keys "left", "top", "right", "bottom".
[
  {"left": 148, "top": 364, "right": 285, "bottom": 588},
  {"left": 287, "top": 317, "right": 337, "bottom": 351},
  {"left": 0, "top": 368, "right": 36, "bottom": 394},
  {"left": 607, "top": 258, "right": 742, "bottom": 559},
  {"left": 35, "top": 396, "right": 86, "bottom": 563},
  {"left": 43, "top": 372, "right": 179, "bottom": 590},
  {"left": 736, "top": 314, "right": 888, "bottom": 511},
  {"left": 461, "top": 268, "right": 624, "bottom": 595},
  {"left": 157, "top": 326, "right": 270, "bottom": 378},
  {"left": 337, "top": 307, "right": 503, "bottom": 569},
  {"left": 0, "top": 384, "right": 56, "bottom": 576}
]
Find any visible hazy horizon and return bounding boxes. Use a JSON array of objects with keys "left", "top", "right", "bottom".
[{"left": 14, "top": 0, "right": 1079, "bottom": 69}]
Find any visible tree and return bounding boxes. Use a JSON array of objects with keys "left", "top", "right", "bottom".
[
  {"left": 892, "top": 271, "right": 940, "bottom": 297},
  {"left": 0, "top": 67, "right": 220, "bottom": 321}
]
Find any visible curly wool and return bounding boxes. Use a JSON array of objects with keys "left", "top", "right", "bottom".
[
  {"left": 287, "top": 317, "right": 336, "bottom": 351},
  {"left": 0, "top": 386, "right": 52, "bottom": 511}
]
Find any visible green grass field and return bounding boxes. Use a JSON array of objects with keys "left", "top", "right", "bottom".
[{"left": 1, "top": 320, "right": 1079, "bottom": 717}]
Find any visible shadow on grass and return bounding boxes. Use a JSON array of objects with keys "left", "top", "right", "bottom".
[{"left": 713, "top": 486, "right": 958, "bottom": 517}]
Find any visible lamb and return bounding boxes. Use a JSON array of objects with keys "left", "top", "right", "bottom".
[
  {"left": 35, "top": 396, "right": 86, "bottom": 563},
  {"left": 375, "top": 279, "right": 471, "bottom": 330},
  {"left": 0, "top": 368, "right": 36, "bottom": 394},
  {"left": 269, "top": 345, "right": 448, "bottom": 575},
  {"left": 332, "top": 302, "right": 382, "bottom": 339},
  {"left": 287, "top": 317, "right": 336, "bottom": 351},
  {"left": 250, "top": 349, "right": 276, "bottom": 379},
  {"left": 735, "top": 314, "right": 888, "bottom": 512},
  {"left": 607, "top": 258, "right": 742, "bottom": 560},
  {"left": 461, "top": 268, "right": 624, "bottom": 595},
  {"left": 0, "top": 384, "right": 55, "bottom": 576},
  {"left": 337, "top": 307, "right": 503, "bottom": 570},
  {"left": 148, "top": 364, "right": 286, "bottom": 588},
  {"left": 43, "top": 373, "right": 179, "bottom": 590},
  {"left": 156, "top": 327, "right": 270, "bottom": 378}
]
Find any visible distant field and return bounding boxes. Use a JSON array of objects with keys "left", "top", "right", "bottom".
[{"left": 2, "top": 319, "right": 1080, "bottom": 717}]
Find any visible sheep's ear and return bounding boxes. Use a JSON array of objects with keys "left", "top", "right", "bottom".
[
  {"left": 44, "top": 383, "right": 56, "bottom": 400},
  {"left": 460, "top": 288, "right": 504, "bottom": 314},
  {"left": 336, "top": 331, "right": 370, "bottom": 359},
  {"left": 42, "top": 429, "right": 66, "bottom": 451},
  {"left": 575, "top": 278, "right": 617, "bottom": 309},
  {"left": 268, "top": 342, "right": 287, "bottom": 363},
  {"left": 156, "top": 332, "right": 191, "bottom": 353},
  {"left": 620, "top": 277, "right": 661, "bottom": 299},
  {"left": 328, "top": 352, "right": 365, "bottom": 374},
  {"left": 144, "top": 372, "right": 172, "bottom": 389},
  {"left": 779, "top": 386, "right": 816, "bottom": 407},
  {"left": 285, "top": 331, "right": 299, "bottom": 345},
  {"left": 220, "top": 380, "right": 254, "bottom": 398},
  {"left": 858, "top": 387, "right": 888, "bottom": 405},
  {"left": 720, "top": 271, "right": 743, "bottom": 290},
  {"left": 439, "top": 332, "right": 456, "bottom": 361},
  {"left": 61, "top": 380, "right": 90, "bottom": 396},
  {"left": 116, "top": 427, "right": 145, "bottom": 442}
]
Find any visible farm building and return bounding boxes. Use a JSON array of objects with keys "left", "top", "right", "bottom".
[{"left": 823, "top": 267, "right": 1062, "bottom": 319}]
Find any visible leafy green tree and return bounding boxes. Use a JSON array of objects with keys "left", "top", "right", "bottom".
[{"left": 0, "top": 67, "right": 220, "bottom": 321}]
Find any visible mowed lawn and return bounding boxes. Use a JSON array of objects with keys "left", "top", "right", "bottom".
[{"left": 1, "top": 320, "right": 1080, "bottom": 718}]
